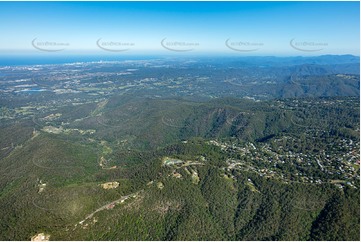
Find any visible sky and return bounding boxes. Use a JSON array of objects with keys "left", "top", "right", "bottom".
[{"left": 0, "top": 1, "right": 359, "bottom": 56}]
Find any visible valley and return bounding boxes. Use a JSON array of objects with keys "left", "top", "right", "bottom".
[{"left": 0, "top": 56, "right": 359, "bottom": 240}]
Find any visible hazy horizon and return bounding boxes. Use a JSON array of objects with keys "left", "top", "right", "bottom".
[{"left": 0, "top": 1, "right": 359, "bottom": 56}]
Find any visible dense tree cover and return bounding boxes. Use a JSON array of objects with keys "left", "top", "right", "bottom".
[
  {"left": 310, "top": 188, "right": 360, "bottom": 241},
  {"left": 0, "top": 135, "right": 358, "bottom": 240},
  {"left": 0, "top": 96, "right": 359, "bottom": 240}
]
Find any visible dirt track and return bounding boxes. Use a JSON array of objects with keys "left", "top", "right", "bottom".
[{"left": 78, "top": 190, "right": 142, "bottom": 224}]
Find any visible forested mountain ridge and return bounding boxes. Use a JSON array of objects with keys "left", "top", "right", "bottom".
[{"left": 0, "top": 95, "right": 359, "bottom": 240}]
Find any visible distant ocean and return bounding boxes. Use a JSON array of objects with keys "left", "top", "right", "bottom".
[{"left": 0, "top": 54, "right": 359, "bottom": 67}]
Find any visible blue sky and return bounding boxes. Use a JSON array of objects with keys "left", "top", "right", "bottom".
[{"left": 0, "top": 1, "right": 359, "bottom": 56}]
